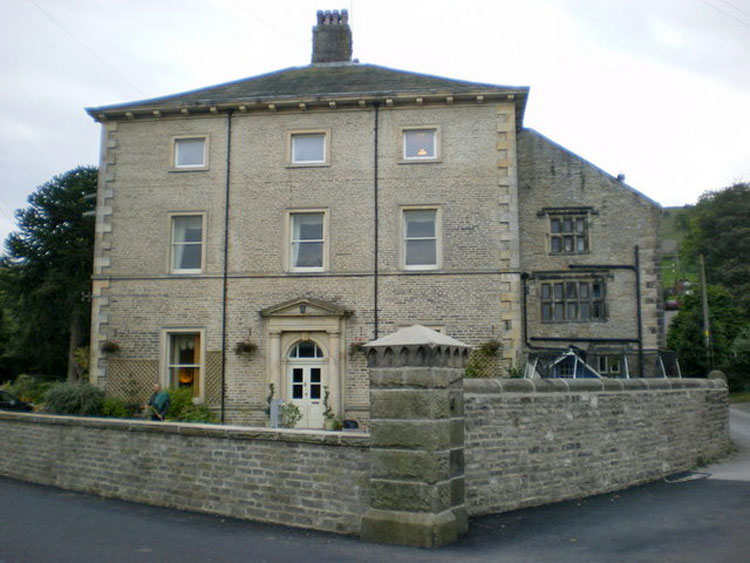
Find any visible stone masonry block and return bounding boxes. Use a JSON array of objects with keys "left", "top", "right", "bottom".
[
  {"left": 370, "top": 479, "right": 451, "bottom": 513},
  {"left": 370, "top": 420, "right": 452, "bottom": 450},
  {"left": 370, "top": 367, "right": 463, "bottom": 390},
  {"left": 370, "top": 389, "right": 451, "bottom": 420},
  {"left": 361, "top": 508, "right": 459, "bottom": 548},
  {"left": 449, "top": 448, "right": 465, "bottom": 477},
  {"left": 450, "top": 476, "right": 465, "bottom": 506},
  {"left": 450, "top": 418, "right": 465, "bottom": 447},
  {"left": 371, "top": 449, "right": 451, "bottom": 484}
]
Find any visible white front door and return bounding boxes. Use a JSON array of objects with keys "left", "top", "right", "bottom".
[
  {"left": 287, "top": 340, "right": 326, "bottom": 428},
  {"left": 288, "top": 364, "right": 325, "bottom": 428}
]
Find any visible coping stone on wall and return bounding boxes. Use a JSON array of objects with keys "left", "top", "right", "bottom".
[
  {"left": 601, "top": 378, "right": 625, "bottom": 391},
  {"left": 498, "top": 379, "right": 535, "bottom": 392},
  {"left": 642, "top": 378, "right": 672, "bottom": 390},
  {"left": 464, "top": 377, "right": 725, "bottom": 395},
  {"left": 620, "top": 379, "right": 649, "bottom": 390},
  {"left": 0, "top": 412, "right": 370, "bottom": 446},
  {"left": 529, "top": 379, "right": 569, "bottom": 393},
  {"left": 561, "top": 379, "right": 604, "bottom": 392}
]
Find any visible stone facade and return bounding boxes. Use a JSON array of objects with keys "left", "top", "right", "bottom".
[
  {"left": 85, "top": 14, "right": 661, "bottom": 426},
  {"left": 518, "top": 130, "right": 662, "bottom": 376}
]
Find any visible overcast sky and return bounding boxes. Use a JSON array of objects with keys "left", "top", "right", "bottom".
[{"left": 1, "top": 0, "right": 748, "bottom": 245}]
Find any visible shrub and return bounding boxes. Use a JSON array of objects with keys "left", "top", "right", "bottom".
[
  {"left": 725, "top": 325, "right": 750, "bottom": 392},
  {"left": 280, "top": 403, "right": 302, "bottom": 428},
  {"left": 6, "top": 374, "right": 53, "bottom": 404},
  {"left": 100, "top": 396, "right": 140, "bottom": 418},
  {"left": 166, "top": 387, "right": 218, "bottom": 423},
  {"left": 44, "top": 382, "right": 104, "bottom": 416}
]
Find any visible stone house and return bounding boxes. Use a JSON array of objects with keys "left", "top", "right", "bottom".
[{"left": 85, "top": 10, "right": 661, "bottom": 427}]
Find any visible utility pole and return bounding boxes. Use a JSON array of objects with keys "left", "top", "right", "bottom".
[{"left": 699, "top": 254, "right": 713, "bottom": 371}]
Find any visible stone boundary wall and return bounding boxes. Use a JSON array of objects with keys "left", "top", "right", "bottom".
[
  {"left": 0, "top": 413, "right": 370, "bottom": 535},
  {"left": 0, "top": 378, "right": 730, "bottom": 540},
  {"left": 464, "top": 378, "right": 730, "bottom": 517}
]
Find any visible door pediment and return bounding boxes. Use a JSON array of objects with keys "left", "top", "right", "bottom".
[{"left": 261, "top": 297, "right": 351, "bottom": 318}]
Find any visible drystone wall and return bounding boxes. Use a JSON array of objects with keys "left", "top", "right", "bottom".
[
  {"left": 0, "top": 377, "right": 730, "bottom": 541},
  {"left": 464, "top": 377, "right": 730, "bottom": 517},
  {"left": 0, "top": 414, "right": 370, "bottom": 534}
]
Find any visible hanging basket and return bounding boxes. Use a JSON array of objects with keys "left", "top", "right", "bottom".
[{"left": 234, "top": 340, "right": 257, "bottom": 356}]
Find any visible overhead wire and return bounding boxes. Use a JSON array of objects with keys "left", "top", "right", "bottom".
[
  {"left": 27, "top": 0, "right": 146, "bottom": 97},
  {"left": 697, "top": 0, "right": 750, "bottom": 28},
  {"left": 717, "top": 0, "right": 750, "bottom": 19}
]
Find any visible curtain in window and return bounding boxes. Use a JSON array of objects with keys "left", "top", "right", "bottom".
[{"left": 169, "top": 333, "right": 200, "bottom": 395}]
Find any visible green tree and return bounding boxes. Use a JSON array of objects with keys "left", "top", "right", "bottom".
[
  {"left": 681, "top": 182, "right": 750, "bottom": 315},
  {"left": 0, "top": 166, "right": 97, "bottom": 381},
  {"left": 667, "top": 285, "right": 745, "bottom": 377},
  {"left": 726, "top": 326, "right": 750, "bottom": 392}
]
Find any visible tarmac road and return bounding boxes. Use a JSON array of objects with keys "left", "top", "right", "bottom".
[{"left": 2, "top": 407, "right": 750, "bottom": 563}]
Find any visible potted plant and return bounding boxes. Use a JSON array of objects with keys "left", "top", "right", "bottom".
[
  {"left": 479, "top": 339, "right": 502, "bottom": 356},
  {"left": 322, "top": 386, "right": 343, "bottom": 430},
  {"left": 101, "top": 340, "right": 120, "bottom": 354},
  {"left": 349, "top": 339, "right": 366, "bottom": 357}
]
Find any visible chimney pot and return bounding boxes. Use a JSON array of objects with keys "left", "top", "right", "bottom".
[{"left": 312, "top": 8, "right": 352, "bottom": 63}]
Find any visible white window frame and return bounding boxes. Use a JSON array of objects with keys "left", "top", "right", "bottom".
[
  {"left": 161, "top": 328, "right": 205, "bottom": 401},
  {"left": 287, "top": 129, "right": 330, "bottom": 167},
  {"left": 598, "top": 355, "right": 621, "bottom": 375},
  {"left": 171, "top": 135, "right": 209, "bottom": 170},
  {"left": 401, "top": 206, "right": 442, "bottom": 271},
  {"left": 400, "top": 126, "right": 440, "bottom": 163},
  {"left": 285, "top": 209, "right": 328, "bottom": 272},
  {"left": 168, "top": 212, "right": 206, "bottom": 274}
]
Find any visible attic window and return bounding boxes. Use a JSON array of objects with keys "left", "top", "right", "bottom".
[
  {"left": 173, "top": 137, "right": 207, "bottom": 169},
  {"left": 402, "top": 128, "right": 439, "bottom": 161}
]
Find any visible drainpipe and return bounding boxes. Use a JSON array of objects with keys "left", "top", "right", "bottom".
[
  {"left": 373, "top": 102, "right": 380, "bottom": 339},
  {"left": 635, "top": 245, "right": 644, "bottom": 377},
  {"left": 220, "top": 109, "right": 234, "bottom": 424}
]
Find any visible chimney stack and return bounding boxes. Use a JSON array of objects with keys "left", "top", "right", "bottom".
[{"left": 312, "top": 9, "right": 352, "bottom": 64}]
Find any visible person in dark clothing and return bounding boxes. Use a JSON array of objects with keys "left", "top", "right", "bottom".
[{"left": 146, "top": 383, "right": 170, "bottom": 421}]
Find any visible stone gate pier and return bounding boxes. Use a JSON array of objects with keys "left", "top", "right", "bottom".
[{"left": 360, "top": 325, "right": 470, "bottom": 548}]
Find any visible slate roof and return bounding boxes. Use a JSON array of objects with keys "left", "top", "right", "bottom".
[{"left": 86, "top": 63, "right": 529, "bottom": 119}]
